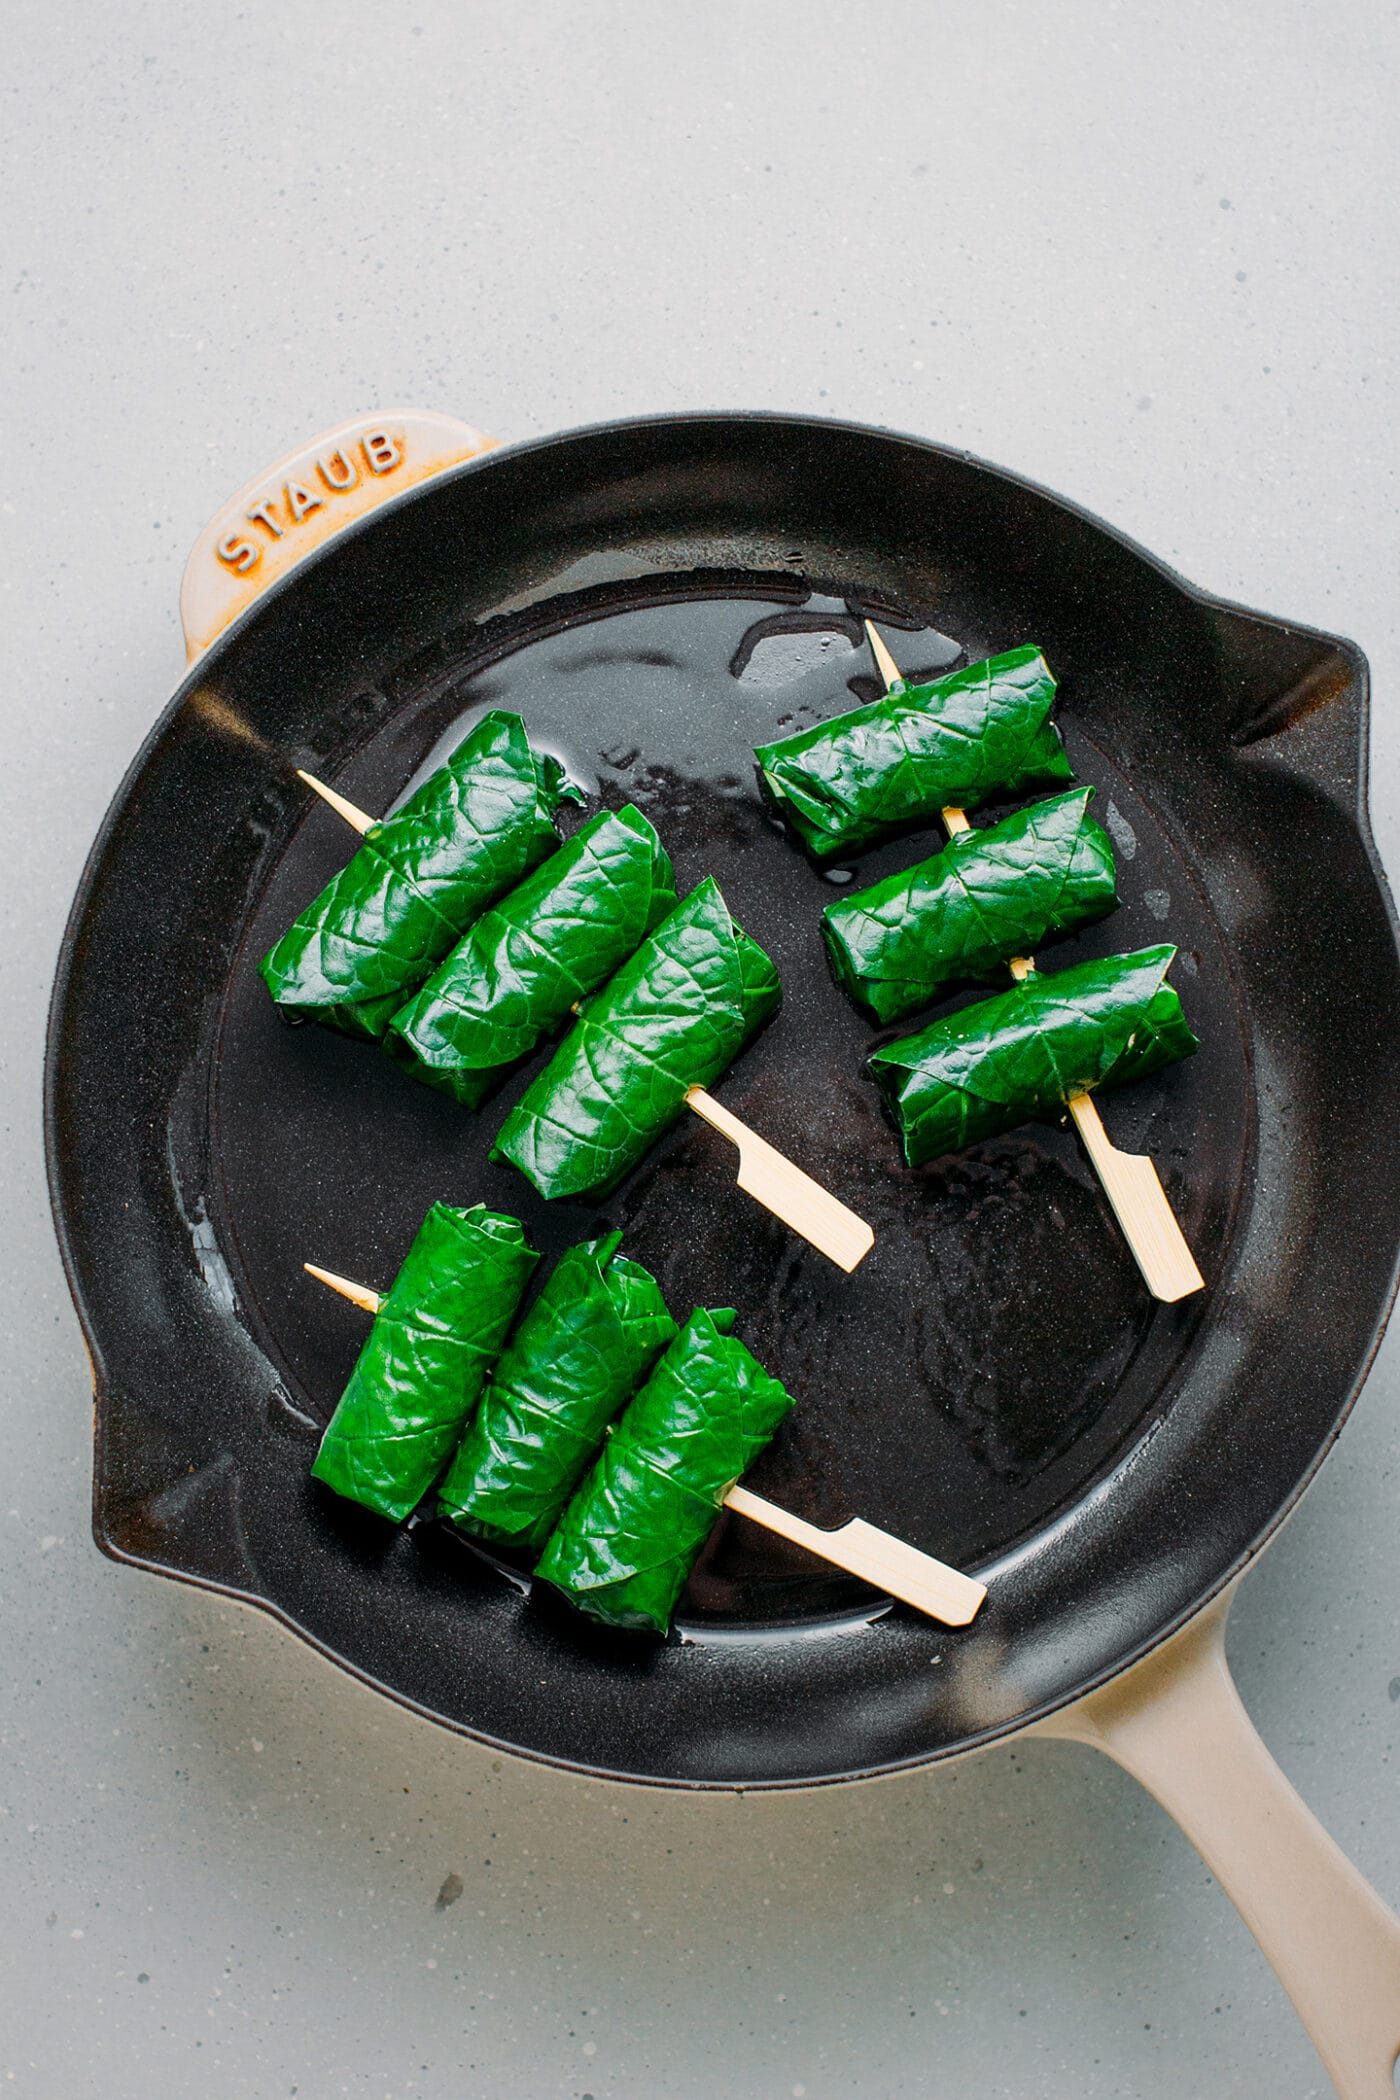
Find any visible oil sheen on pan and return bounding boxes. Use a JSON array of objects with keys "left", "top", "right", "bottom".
[{"left": 214, "top": 579, "right": 1247, "bottom": 1631}]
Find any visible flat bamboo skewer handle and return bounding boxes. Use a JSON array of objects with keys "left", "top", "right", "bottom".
[
  {"left": 865, "top": 621, "right": 1202, "bottom": 1303},
  {"left": 684, "top": 1086, "right": 874, "bottom": 1273},
  {"left": 304, "top": 1263, "right": 982, "bottom": 1626},
  {"left": 723, "top": 1483, "right": 986, "bottom": 1625},
  {"left": 1065, "top": 1093, "right": 1203, "bottom": 1301}
]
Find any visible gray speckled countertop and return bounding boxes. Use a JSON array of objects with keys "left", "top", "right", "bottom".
[{"left": 5, "top": 3, "right": 1398, "bottom": 2094}]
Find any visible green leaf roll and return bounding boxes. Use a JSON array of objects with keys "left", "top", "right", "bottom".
[
  {"left": 260, "top": 711, "right": 577, "bottom": 1040},
  {"left": 439, "top": 1231, "right": 677, "bottom": 1551},
  {"left": 385, "top": 806, "right": 678, "bottom": 1107},
  {"left": 869, "top": 946, "right": 1198, "bottom": 1168},
  {"left": 492, "top": 877, "right": 782, "bottom": 1201},
  {"left": 754, "top": 645, "right": 1073, "bottom": 861},
  {"left": 311, "top": 1202, "right": 538, "bottom": 1521},
  {"left": 822, "top": 788, "right": 1118, "bottom": 1024},
  {"left": 536, "top": 1307, "right": 796, "bottom": 1634}
]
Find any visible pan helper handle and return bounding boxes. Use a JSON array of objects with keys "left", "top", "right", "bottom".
[
  {"left": 1034, "top": 1589, "right": 1400, "bottom": 2100},
  {"left": 179, "top": 410, "right": 497, "bottom": 662}
]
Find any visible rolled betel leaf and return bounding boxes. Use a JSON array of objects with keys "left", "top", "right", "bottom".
[
  {"left": 869, "top": 945, "right": 1198, "bottom": 1168},
  {"left": 260, "top": 711, "right": 578, "bottom": 1040},
  {"left": 754, "top": 644, "right": 1073, "bottom": 861},
  {"left": 492, "top": 876, "right": 782, "bottom": 1201},
  {"left": 311, "top": 1202, "right": 538, "bottom": 1521},
  {"left": 822, "top": 788, "right": 1118, "bottom": 1024},
  {"left": 536, "top": 1307, "right": 796, "bottom": 1635},
  {"left": 439, "top": 1232, "right": 677, "bottom": 1551},
  {"left": 385, "top": 806, "right": 678, "bottom": 1107}
]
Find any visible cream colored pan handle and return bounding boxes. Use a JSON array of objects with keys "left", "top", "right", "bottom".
[
  {"left": 179, "top": 410, "right": 497, "bottom": 662},
  {"left": 1034, "top": 1589, "right": 1400, "bottom": 2097}
]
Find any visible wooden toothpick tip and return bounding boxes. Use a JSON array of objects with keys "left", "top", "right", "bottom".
[
  {"left": 295, "top": 769, "right": 377, "bottom": 836},
  {"left": 304, "top": 1262, "right": 384, "bottom": 1315},
  {"left": 863, "top": 619, "right": 902, "bottom": 692}
]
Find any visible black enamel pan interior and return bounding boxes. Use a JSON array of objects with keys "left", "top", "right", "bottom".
[{"left": 46, "top": 412, "right": 1400, "bottom": 1788}]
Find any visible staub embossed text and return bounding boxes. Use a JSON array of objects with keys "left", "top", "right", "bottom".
[{"left": 215, "top": 428, "right": 403, "bottom": 573}]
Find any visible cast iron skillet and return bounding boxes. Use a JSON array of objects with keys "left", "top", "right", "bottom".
[{"left": 45, "top": 410, "right": 1400, "bottom": 2092}]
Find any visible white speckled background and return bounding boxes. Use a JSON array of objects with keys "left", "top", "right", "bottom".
[{"left": 5, "top": 2, "right": 1398, "bottom": 2093}]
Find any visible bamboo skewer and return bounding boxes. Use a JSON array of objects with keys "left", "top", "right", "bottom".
[
  {"left": 302, "top": 1261, "right": 384, "bottom": 1313},
  {"left": 864, "top": 622, "right": 1203, "bottom": 1304},
  {"left": 683, "top": 1085, "right": 874, "bottom": 1272},
  {"left": 305, "top": 1262, "right": 986, "bottom": 1626},
  {"left": 937, "top": 805, "right": 1036, "bottom": 978},
  {"left": 863, "top": 620, "right": 903, "bottom": 694},
  {"left": 723, "top": 1484, "right": 985, "bottom": 1625},
  {"left": 296, "top": 769, "right": 376, "bottom": 835},
  {"left": 1064, "top": 1094, "right": 1203, "bottom": 1303},
  {"left": 294, "top": 772, "right": 874, "bottom": 1272}
]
